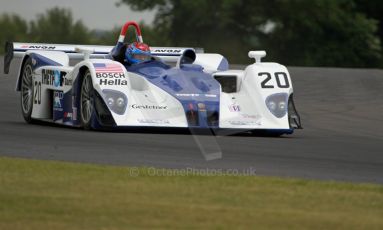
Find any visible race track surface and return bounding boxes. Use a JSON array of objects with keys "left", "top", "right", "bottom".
[{"left": 1, "top": 57, "right": 382, "bottom": 183}]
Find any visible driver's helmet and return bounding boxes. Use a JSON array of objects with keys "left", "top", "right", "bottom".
[{"left": 125, "top": 42, "right": 151, "bottom": 64}]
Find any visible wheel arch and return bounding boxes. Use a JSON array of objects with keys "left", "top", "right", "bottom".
[
  {"left": 16, "top": 51, "right": 69, "bottom": 91},
  {"left": 74, "top": 64, "right": 116, "bottom": 129},
  {"left": 15, "top": 54, "right": 31, "bottom": 91},
  {"left": 77, "top": 65, "right": 90, "bottom": 87}
]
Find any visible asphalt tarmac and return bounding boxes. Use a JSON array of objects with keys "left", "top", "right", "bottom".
[{"left": 1, "top": 57, "right": 382, "bottom": 183}]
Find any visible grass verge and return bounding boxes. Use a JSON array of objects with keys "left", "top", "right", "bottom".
[{"left": 0, "top": 156, "right": 382, "bottom": 229}]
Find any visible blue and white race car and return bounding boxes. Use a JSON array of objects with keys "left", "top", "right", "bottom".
[{"left": 3, "top": 21, "right": 301, "bottom": 135}]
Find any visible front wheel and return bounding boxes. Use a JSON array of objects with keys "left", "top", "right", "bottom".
[
  {"left": 80, "top": 71, "right": 95, "bottom": 129},
  {"left": 20, "top": 57, "right": 34, "bottom": 123}
]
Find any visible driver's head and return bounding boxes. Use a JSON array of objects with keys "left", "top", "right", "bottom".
[{"left": 125, "top": 42, "right": 151, "bottom": 64}]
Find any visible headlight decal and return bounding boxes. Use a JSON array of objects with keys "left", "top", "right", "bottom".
[
  {"left": 102, "top": 89, "right": 128, "bottom": 115},
  {"left": 265, "top": 93, "right": 288, "bottom": 118}
]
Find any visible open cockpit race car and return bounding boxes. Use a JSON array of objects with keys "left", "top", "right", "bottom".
[{"left": 3, "top": 21, "right": 302, "bottom": 135}]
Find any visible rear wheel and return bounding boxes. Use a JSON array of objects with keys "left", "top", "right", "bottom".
[
  {"left": 20, "top": 57, "right": 34, "bottom": 123},
  {"left": 80, "top": 71, "right": 94, "bottom": 129}
]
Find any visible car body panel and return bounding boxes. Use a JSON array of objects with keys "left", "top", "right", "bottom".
[{"left": 4, "top": 41, "right": 302, "bottom": 134}]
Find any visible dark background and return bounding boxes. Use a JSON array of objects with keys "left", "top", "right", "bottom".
[{"left": 1, "top": 0, "right": 383, "bottom": 67}]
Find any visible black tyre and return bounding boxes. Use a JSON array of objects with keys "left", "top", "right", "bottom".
[
  {"left": 251, "top": 130, "right": 283, "bottom": 137},
  {"left": 20, "top": 57, "right": 34, "bottom": 123},
  {"left": 80, "top": 70, "right": 95, "bottom": 130}
]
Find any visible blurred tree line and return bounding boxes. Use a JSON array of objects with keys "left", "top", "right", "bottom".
[
  {"left": 0, "top": 8, "right": 162, "bottom": 55},
  {"left": 1, "top": 1, "right": 383, "bottom": 68},
  {"left": 0, "top": 8, "right": 90, "bottom": 46},
  {"left": 121, "top": 0, "right": 383, "bottom": 67}
]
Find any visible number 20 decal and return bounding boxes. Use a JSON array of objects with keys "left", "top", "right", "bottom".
[
  {"left": 34, "top": 81, "right": 41, "bottom": 104},
  {"left": 259, "top": 72, "right": 290, "bottom": 88}
]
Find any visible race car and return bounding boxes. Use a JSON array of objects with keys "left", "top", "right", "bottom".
[{"left": 3, "top": 21, "right": 302, "bottom": 135}]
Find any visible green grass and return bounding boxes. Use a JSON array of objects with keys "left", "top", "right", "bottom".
[{"left": 0, "top": 157, "right": 382, "bottom": 230}]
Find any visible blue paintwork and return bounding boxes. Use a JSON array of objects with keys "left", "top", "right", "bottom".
[
  {"left": 49, "top": 75, "right": 81, "bottom": 127},
  {"left": 217, "top": 57, "right": 229, "bottom": 71},
  {"left": 127, "top": 61, "right": 221, "bottom": 127},
  {"left": 30, "top": 53, "right": 62, "bottom": 70},
  {"left": 24, "top": 51, "right": 293, "bottom": 133}
]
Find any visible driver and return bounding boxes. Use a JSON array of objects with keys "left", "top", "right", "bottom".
[{"left": 125, "top": 42, "right": 151, "bottom": 65}]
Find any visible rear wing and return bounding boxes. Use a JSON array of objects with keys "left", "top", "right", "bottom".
[{"left": 4, "top": 42, "right": 204, "bottom": 74}]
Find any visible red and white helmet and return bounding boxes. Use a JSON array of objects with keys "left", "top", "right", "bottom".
[{"left": 125, "top": 42, "right": 151, "bottom": 64}]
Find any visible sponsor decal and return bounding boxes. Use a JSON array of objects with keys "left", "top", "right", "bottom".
[
  {"left": 99, "top": 78, "right": 128, "bottom": 85},
  {"left": 96, "top": 72, "right": 125, "bottom": 78},
  {"left": 138, "top": 119, "right": 170, "bottom": 124},
  {"left": 42, "top": 69, "right": 63, "bottom": 87},
  {"left": 175, "top": 93, "right": 217, "bottom": 98},
  {"left": 94, "top": 63, "right": 127, "bottom": 85},
  {"left": 241, "top": 114, "right": 262, "bottom": 120},
  {"left": 228, "top": 120, "right": 262, "bottom": 126},
  {"left": 21, "top": 45, "right": 56, "bottom": 50},
  {"left": 188, "top": 103, "right": 194, "bottom": 110},
  {"left": 54, "top": 71, "right": 61, "bottom": 87},
  {"left": 93, "top": 63, "right": 123, "bottom": 73},
  {"left": 96, "top": 72, "right": 127, "bottom": 85},
  {"left": 152, "top": 49, "right": 182, "bottom": 54},
  {"left": 53, "top": 91, "right": 63, "bottom": 111},
  {"left": 197, "top": 103, "right": 206, "bottom": 112},
  {"left": 131, "top": 104, "right": 167, "bottom": 110},
  {"left": 228, "top": 104, "right": 241, "bottom": 112},
  {"left": 71, "top": 96, "right": 77, "bottom": 121},
  {"left": 63, "top": 75, "right": 72, "bottom": 86},
  {"left": 64, "top": 112, "right": 73, "bottom": 119},
  {"left": 176, "top": 93, "right": 200, "bottom": 97},
  {"left": 228, "top": 114, "right": 262, "bottom": 126}
]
